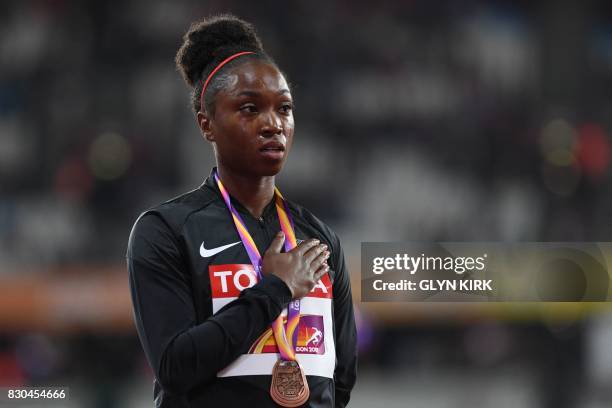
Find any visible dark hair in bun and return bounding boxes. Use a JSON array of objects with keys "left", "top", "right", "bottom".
[{"left": 175, "top": 14, "right": 275, "bottom": 114}]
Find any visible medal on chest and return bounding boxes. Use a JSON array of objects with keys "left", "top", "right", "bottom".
[
  {"left": 215, "top": 171, "right": 310, "bottom": 407},
  {"left": 270, "top": 359, "right": 309, "bottom": 406}
]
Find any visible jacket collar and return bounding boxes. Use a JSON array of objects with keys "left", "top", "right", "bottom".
[{"left": 201, "top": 167, "right": 277, "bottom": 220}]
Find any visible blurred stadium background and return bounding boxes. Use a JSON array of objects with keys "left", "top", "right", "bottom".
[{"left": 2, "top": 0, "right": 612, "bottom": 407}]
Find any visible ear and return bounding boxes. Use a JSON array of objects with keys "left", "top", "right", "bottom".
[{"left": 197, "top": 111, "right": 215, "bottom": 142}]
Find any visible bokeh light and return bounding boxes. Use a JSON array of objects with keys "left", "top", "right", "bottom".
[{"left": 88, "top": 132, "right": 133, "bottom": 181}]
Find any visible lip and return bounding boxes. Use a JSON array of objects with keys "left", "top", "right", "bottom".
[
  {"left": 259, "top": 140, "right": 286, "bottom": 160},
  {"left": 259, "top": 141, "right": 286, "bottom": 152},
  {"left": 259, "top": 149, "right": 285, "bottom": 160}
]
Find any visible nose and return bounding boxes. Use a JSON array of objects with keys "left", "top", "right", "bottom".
[{"left": 260, "top": 111, "right": 283, "bottom": 138}]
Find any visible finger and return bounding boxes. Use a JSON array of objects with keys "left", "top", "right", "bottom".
[
  {"left": 313, "top": 263, "right": 330, "bottom": 282},
  {"left": 265, "top": 231, "right": 285, "bottom": 254},
  {"left": 308, "top": 248, "right": 329, "bottom": 269},
  {"left": 292, "top": 238, "right": 319, "bottom": 256},
  {"left": 304, "top": 244, "right": 327, "bottom": 264}
]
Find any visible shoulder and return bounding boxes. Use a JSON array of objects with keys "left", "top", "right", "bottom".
[
  {"left": 127, "top": 186, "right": 217, "bottom": 258},
  {"left": 135, "top": 186, "right": 217, "bottom": 232}
]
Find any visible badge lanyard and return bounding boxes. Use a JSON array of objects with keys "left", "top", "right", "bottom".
[{"left": 214, "top": 171, "right": 301, "bottom": 361}]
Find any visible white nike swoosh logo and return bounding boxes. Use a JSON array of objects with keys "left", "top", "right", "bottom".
[{"left": 200, "top": 241, "right": 241, "bottom": 258}]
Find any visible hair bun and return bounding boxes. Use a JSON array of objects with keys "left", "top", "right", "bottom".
[{"left": 175, "top": 14, "right": 264, "bottom": 87}]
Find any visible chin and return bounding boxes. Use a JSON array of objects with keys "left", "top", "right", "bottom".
[
  {"left": 257, "top": 161, "right": 285, "bottom": 177},
  {"left": 265, "top": 164, "right": 284, "bottom": 176}
]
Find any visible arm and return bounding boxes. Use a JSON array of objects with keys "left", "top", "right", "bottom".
[
  {"left": 127, "top": 213, "right": 292, "bottom": 395},
  {"left": 331, "top": 238, "right": 358, "bottom": 407}
]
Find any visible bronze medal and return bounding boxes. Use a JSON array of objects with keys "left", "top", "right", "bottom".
[{"left": 270, "top": 359, "right": 310, "bottom": 407}]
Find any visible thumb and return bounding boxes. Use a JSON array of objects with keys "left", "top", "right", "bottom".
[{"left": 266, "top": 231, "right": 285, "bottom": 254}]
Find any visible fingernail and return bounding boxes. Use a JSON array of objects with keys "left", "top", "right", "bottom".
[
  {"left": 322, "top": 244, "right": 328, "bottom": 250},
  {"left": 279, "top": 231, "right": 284, "bottom": 237}
]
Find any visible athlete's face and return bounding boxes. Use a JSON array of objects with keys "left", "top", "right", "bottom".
[{"left": 198, "top": 60, "right": 294, "bottom": 177}]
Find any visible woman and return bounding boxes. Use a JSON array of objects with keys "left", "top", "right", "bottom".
[{"left": 127, "top": 15, "right": 357, "bottom": 408}]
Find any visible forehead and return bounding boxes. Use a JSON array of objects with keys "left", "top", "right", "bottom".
[{"left": 223, "top": 60, "right": 290, "bottom": 96}]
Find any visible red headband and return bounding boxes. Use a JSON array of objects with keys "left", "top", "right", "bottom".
[{"left": 199, "top": 51, "right": 255, "bottom": 111}]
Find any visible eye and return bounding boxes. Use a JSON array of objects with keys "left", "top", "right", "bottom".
[
  {"left": 239, "top": 103, "right": 258, "bottom": 114},
  {"left": 279, "top": 102, "right": 293, "bottom": 115}
]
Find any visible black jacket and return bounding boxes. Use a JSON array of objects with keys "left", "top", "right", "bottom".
[{"left": 127, "top": 169, "right": 357, "bottom": 407}]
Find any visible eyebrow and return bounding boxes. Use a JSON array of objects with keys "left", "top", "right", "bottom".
[{"left": 235, "top": 89, "right": 291, "bottom": 97}]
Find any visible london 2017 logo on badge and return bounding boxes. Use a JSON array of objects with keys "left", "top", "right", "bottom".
[
  {"left": 294, "top": 315, "right": 325, "bottom": 354},
  {"left": 249, "top": 315, "right": 325, "bottom": 355}
]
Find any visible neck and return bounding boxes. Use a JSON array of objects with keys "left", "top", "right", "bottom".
[{"left": 216, "top": 165, "right": 275, "bottom": 219}]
